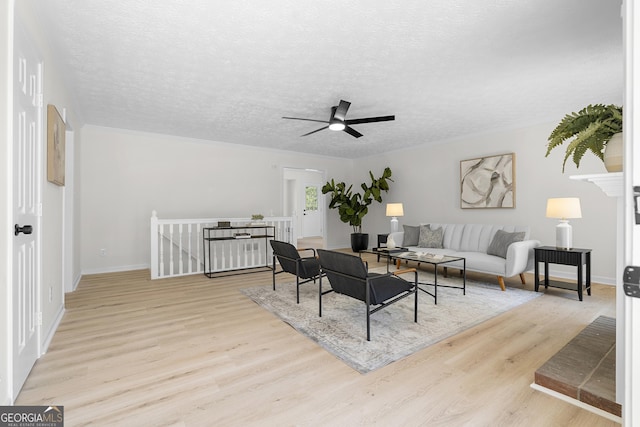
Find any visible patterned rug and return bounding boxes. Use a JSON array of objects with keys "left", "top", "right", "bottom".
[{"left": 241, "top": 270, "right": 541, "bottom": 373}]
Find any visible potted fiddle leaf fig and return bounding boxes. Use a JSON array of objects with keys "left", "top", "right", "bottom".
[
  {"left": 322, "top": 167, "right": 393, "bottom": 252},
  {"left": 545, "top": 104, "right": 623, "bottom": 172}
]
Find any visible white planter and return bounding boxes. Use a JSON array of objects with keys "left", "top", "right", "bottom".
[{"left": 604, "top": 132, "right": 623, "bottom": 172}]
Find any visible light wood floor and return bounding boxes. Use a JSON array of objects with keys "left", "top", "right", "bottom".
[{"left": 17, "top": 253, "right": 619, "bottom": 426}]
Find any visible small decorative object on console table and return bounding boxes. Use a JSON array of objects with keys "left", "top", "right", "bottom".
[
  {"left": 534, "top": 246, "right": 591, "bottom": 301},
  {"left": 546, "top": 198, "right": 582, "bottom": 249},
  {"left": 250, "top": 214, "right": 266, "bottom": 226}
]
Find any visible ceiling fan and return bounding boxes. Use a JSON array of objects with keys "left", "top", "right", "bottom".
[{"left": 282, "top": 100, "right": 395, "bottom": 138}]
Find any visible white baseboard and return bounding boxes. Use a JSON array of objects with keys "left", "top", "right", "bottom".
[
  {"left": 542, "top": 267, "right": 616, "bottom": 286},
  {"left": 530, "top": 383, "right": 621, "bottom": 423},
  {"left": 41, "top": 305, "right": 64, "bottom": 355},
  {"left": 81, "top": 263, "right": 149, "bottom": 276},
  {"left": 71, "top": 272, "right": 82, "bottom": 291}
]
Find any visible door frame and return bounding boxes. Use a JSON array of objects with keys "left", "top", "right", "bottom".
[{"left": 282, "top": 167, "right": 326, "bottom": 244}]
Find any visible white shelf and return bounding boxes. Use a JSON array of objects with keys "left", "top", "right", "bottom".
[{"left": 569, "top": 172, "right": 623, "bottom": 198}]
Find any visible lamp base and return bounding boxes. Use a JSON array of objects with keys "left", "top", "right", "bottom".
[
  {"left": 556, "top": 220, "right": 573, "bottom": 250},
  {"left": 390, "top": 217, "right": 399, "bottom": 234}
]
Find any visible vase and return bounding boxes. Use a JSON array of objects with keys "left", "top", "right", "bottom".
[
  {"left": 386, "top": 235, "right": 396, "bottom": 249},
  {"left": 604, "top": 132, "right": 623, "bottom": 172}
]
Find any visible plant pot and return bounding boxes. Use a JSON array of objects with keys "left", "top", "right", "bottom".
[
  {"left": 604, "top": 132, "right": 623, "bottom": 172},
  {"left": 350, "top": 233, "right": 369, "bottom": 252}
]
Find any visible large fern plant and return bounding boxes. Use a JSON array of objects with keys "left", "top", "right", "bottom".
[{"left": 545, "top": 104, "right": 623, "bottom": 172}]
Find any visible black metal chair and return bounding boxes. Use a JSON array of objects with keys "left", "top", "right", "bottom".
[
  {"left": 270, "top": 240, "right": 321, "bottom": 303},
  {"left": 317, "top": 249, "right": 418, "bottom": 341}
]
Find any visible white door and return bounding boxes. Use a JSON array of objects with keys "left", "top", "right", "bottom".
[
  {"left": 12, "top": 24, "right": 42, "bottom": 398},
  {"left": 302, "top": 183, "right": 322, "bottom": 237}
]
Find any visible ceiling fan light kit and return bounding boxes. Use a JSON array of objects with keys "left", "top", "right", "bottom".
[{"left": 283, "top": 99, "right": 394, "bottom": 138}]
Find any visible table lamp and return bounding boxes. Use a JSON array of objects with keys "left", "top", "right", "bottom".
[
  {"left": 546, "top": 198, "right": 582, "bottom": 249},
  {"left": 386, "top": 203, "right": 404, "bottom": 233}
]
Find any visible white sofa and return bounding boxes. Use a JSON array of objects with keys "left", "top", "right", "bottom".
[{"left": 388, "top": 223, "right": 540, "bottom": 291}]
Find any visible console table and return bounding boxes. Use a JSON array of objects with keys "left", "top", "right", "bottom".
[
  {"left": 534, "top": 246, "right": 592, "bottom": 301},
  {"left": 203, "top": 225, "right": 275, "bottom": 277}
]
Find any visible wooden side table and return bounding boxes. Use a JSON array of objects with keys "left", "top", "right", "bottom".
[{"left": 534, "top": 246, "right": 592, "bottom": 301}]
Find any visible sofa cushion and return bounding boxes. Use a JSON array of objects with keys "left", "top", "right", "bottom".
[
  {"left": 418, "top": 224, "right": 444, "bottom": 248},
  {"left": 429, "top": 223, "right": 465, "bottom": 251},
  {"left": 403, "top": 225, "right": 420, "bottom": 246},
  {"left": 487, "top": 230, "right": 525, "bottom": 258},
  {"left": 455, "top": 252, "right": 508, "bottom": 275}
]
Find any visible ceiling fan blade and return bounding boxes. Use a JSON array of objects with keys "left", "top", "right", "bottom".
[
  {"left": 301, "top": 126, "right": 329, "bottom": 137},
  {"left": 333, "top": 100, "right": 351, "bottom": 121},
  {"left": 282, "top": 116, "right": 330, "bottom": 124},
  {"left": 343, "top": 126, "right": 363, "bottom": 138},
  {"left": 346, "top": 115, "right": 395, "bottom": 125}
]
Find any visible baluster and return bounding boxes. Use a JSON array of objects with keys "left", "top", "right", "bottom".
[
  {"left": 150, "top": 211, "right": 159, "bottom": 279},
  {"left": 187, "top": 224, "right": 193, "bottom": 273},
  {"left": 178, "top": 224, "right": 184, "bottom": 274},
  {"left": 220, "top": 237, "right": 225, "bottom": 271},
  {"left": 159, "top": 224, "right": 165, "bottom": 277},
  {"left": 197, "top": 224, "right": 203, "bottom": 273},
  {"left": 169, "top": 224, "right": 174, "bottom": 276}
]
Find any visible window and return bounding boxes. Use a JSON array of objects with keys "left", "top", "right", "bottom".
[{"left": 305, "top": 186, "right": 318, "bottom": 211}]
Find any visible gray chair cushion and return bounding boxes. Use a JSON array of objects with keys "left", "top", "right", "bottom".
[
  {"left": 317, "top": 250, "right": 412, "bottom": 305},
  {"left": 270, "top": 240, "right": 320, "bottom": 278}
]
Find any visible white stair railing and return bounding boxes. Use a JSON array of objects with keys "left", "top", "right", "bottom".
[{"left": 150, "top": 211, "right": 295, "bottom": 279}]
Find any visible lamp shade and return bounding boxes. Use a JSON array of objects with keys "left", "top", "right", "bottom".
[
  {"left": 386, "top": 203, "right": 404, "bottom": 217},
  {"left": 546, "top": 198, "right": 582, "bottom": 219}
]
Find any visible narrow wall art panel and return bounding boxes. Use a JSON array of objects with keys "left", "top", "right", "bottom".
[
  {"left": 460, "top": 153, "right": 515, "bottom": 209},
  {"left": 47, "top": 104, "right": 65, "bottom": 186}
]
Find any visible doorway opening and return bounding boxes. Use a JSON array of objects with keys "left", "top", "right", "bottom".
[{"left": 283, "top": 168, "right": 326, "bottom": 250}]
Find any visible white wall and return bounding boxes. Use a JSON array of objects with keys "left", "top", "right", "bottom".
[
  {"left": 80, "top": 121, "right": 619, "bottom": 284},
  {"left": 353, "top": 122, "right": 618, "bottom": 283},
  {"left": 79, "top": 125, "right": 352, "bottom": 273}
]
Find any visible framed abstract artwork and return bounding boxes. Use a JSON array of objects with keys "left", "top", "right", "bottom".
[
  {"left": 460, "top": 153, "right": 515, "bottom": 209},
  {"left": 47, "top": 104, "right": 65, "bottom": 186}
]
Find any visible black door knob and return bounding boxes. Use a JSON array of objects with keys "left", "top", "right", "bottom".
[{"left": 14, "top": 224, "right": 33, "bottom": 236}]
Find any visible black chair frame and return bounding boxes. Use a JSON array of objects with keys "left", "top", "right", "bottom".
[
  {"left": 271, "top": 243, "right": 321, "bottom": 304},
  {"left": 318, "top": 250, "right": 418, "bottom": 341}
]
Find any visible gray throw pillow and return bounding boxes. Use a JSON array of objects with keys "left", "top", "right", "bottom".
[
  {"left": 487, "top": 230, "right": 525, "bottom": 258},
  {"left": 418, "top": 224, "right": 444, "bottom": 248},
  {"left": 403, "top": 225, "right": 420, "bottom": 246}
]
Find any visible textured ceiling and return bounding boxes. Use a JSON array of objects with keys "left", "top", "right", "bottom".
[{"left": 34, "top": 0, "right": 623, "bottom": 158}]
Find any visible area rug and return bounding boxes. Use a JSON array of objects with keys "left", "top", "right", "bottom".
[{"left": 241, "top": 270, "right": 541, "bottom": 373}]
